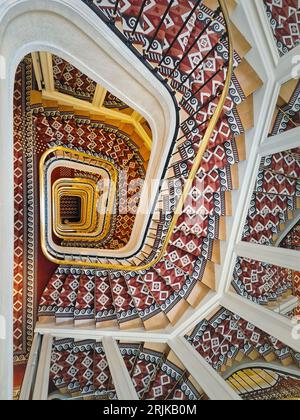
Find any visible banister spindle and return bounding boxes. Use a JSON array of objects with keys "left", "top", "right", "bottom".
[{"left": 131, "top": 0, "right": 148, "bottom": 38}]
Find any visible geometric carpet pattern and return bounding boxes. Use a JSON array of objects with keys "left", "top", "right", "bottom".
[
  {"left": 264, "top": 0, "right": 300, "bottom": 56},
  {"left": 49, "top": 339, "right": 208, "bottom": 400},
  {"left": 185, "top": 306, "right": 300, "bottom": 372},
  {"left": 103, "top": 91, "right": 128, "bottom": 110},
  {"left": 237, "top": 147, "right": 300, "bottom": 309},
  {"left": 118, "top": 342, "right": 208, "bottom": 400},
  {"left": 270, "top": 80, "right": 300, "bottom": 137},
  {"left": 242, "top": 148, "right": 300, "bottom": 246},
  {"left": 49, "top": 338, "right": 117, "bottom": 399},
  {"left": 13, "top": 57, "right": 36, "bottom": 363},
  {"left": 52, "top": 55, "right": 97, "bottom": 103},
  {"left": 232, "top": 256, "right": 294, "bottom": 307},
  {"left": 38, "top": 0, "right": 262, "bottom": 332}
]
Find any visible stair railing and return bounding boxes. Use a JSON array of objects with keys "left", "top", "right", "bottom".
[{"left": 41, "top": 0, "right": 234, "bottom": 270}]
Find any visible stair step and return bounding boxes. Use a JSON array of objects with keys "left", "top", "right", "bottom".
[
  {"left": 110, "top": 274, "right": 143, "bottom": 330},
  {"left": 236, "top": 94, "right": 254, "bottom": 131},
  {"left": 30, "top": 90, "right": 42, "bottom": 105},
  {"left": 186, "top": 282, "right": 211, "bottom": 308},
  {"left": 143, "top": 350, "right": 185, "bottom": 400},
  {"left": 126, "top": 273, "right": 169, "bottom": 330},
  {"left": 234, "top": 59, "right": 263, "bottom": 98},
  {"left": 186, "top": 307, "right": 300, "bottom": 373},
  {"left": 36, "top": 0, "right": 265, "bottom": 336},
  {"left": 230, "top": 22, "right": 252, "bottom": 60},
  {"left": 95, "top": 275, "right": 118, "bottom": 329},
  {"left": 74, "top": 274, "right": 95, "bottom": 327}
]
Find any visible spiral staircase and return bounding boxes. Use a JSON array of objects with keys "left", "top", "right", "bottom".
[
  {"left": 35, "top": 0, "right": 262, "bottom": 333},
  {"left": 4, "top": 0, "right": 300, "bottom": 401}
]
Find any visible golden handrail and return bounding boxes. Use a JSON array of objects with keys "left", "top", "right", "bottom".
[{"left": 40, "top": 0, "right": 234, "bottom": 271}]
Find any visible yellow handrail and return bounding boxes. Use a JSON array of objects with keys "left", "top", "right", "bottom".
[{"left": 40, "top": 0, "right": 234, "bottom": 271}]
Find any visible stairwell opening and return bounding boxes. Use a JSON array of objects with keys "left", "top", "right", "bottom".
[{"left": 13, "top": 50, "right": 155, "bottom": 395}]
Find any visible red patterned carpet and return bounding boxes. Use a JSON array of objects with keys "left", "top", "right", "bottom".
[
  {"left": 13, "top": 54, "right": 147, "bottom": 364},
  {"left": 186, "top": 307, "right": 300, "bottom": 371},
  {"left": 13, "top": 58, "right": 57, "bottom": 365},
  {"left": 264, "top": 0, "right": 300, "bottom": 56}
]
